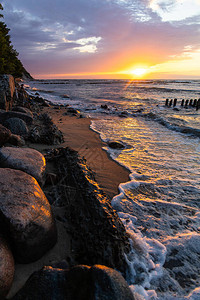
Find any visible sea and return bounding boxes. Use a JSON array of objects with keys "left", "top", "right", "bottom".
[{"left": 25, "top": 79, "right": 200, "bottom": 300}]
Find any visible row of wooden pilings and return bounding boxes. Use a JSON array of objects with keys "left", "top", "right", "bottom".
[{"left": 165, "top": 98, "right": 200, "bottom": 110}]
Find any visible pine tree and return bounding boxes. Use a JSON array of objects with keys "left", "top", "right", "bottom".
[{"left": 0, "top": 3, "right": 29, "bottom": 78}]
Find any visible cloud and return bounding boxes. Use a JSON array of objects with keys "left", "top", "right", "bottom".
[{"left": 1, "top": 0, "right": 200, "bottom": 77}]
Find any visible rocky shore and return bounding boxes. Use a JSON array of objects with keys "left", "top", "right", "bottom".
[{"left": 0, "top": 75, "right": 135, "bottom": 299}]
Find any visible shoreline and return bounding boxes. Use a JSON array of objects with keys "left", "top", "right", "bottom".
[
  {"left": 6, "top": 98, "right": 131, "bottom": 298},
  {"left": 28, "top": 105, "right": 130, "bottom": 199}
]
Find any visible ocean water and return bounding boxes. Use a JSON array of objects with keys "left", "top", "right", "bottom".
[{"left": 25, "top": 79, "right": 200, "bottom": 299}]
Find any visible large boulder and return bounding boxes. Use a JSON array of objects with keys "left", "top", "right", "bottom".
[
  {"left": 0, "top": 168, "right": 57, "bottom": 263},
  {"left": 12, "top": 266, "right": 68, "bottom": 300},
  {"left": 0, "top": 147, "right": 46, "bottom": 183},
  {"left": 0, "top": 75, "right": 15, "bottom": 111},
  {"left": 4, "top": 117, "right": 29, "bottom": 136},
  {"left": 0, "top": 124, "right": 12, "bottom": 146},
  {"left": 0, "top": 235, "right": 15, "bottom": 298},
  {"left": 12, "top": 106, "right": 33, "bottom": 118},
  {"left": 0, "top": 110, "right": 33, "bottom": 125},
  {"left": 12, "top": 264, "right": 134, "bottom": 300}
]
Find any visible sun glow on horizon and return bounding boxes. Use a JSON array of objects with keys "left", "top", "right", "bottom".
[{"left": 130, "top": 68, "right": 148, "bottom": 77}]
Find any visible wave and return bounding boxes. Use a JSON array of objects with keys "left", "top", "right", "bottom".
[{"left": 143, "top": 112, "right": 200, "bottom": 138}]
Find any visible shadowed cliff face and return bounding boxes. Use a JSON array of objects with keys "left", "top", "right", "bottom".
[{"left": 44, "top": 147, "right": 131, "bottom": 276}]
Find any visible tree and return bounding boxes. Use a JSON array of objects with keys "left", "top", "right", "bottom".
[{"left": 0, "top": 3, "right": 30, "bottom": 78}]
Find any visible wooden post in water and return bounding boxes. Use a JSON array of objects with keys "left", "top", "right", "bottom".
[
  {"left": 173, "top": 98, "right": 177, "bottom": 107},
  {"left": 165, "top": 99, "right": 169, "bottom": 106},
  {"left": 169, "top": 99, "right": 173, "bottom": 107},
  {"left": 181, "top": 99, "right": 184, "bottom": 106},
  {"left": 196, "top": 99, "right": 200, "bottom": 111},
  {"left": 189, "top": 99, "right": 193, "bottom": 106},
  {"left": 185, "top": 99, "right": 189, "bottom": 107}
]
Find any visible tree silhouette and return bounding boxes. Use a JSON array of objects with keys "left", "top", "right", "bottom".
[{"left": 0, "top": 3, "right": 31, "bottom": 78}]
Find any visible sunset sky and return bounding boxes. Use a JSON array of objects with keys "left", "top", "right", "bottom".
[{"left": 2, "top": 0, "right": 200, "bottom": 79}]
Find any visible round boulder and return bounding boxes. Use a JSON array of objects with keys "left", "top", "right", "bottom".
[
  {"left": 4, "top": 117, "right": 29, "bottom": 136},
  {"left": 0, "top": 168, "right": 57, "bottom": 263},
  {"left": 0, "top": 236, "right": 15, "bottom": 298},
  {"left": 0, "top": 147, "right": 46, "bottom": 183}
]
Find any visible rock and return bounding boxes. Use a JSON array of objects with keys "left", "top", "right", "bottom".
[
  {"left": 107, "top": 141, "right": 125, "bottom": 149},
  {"left": 12, "top": 106, "right": 33, "bottom": 117},
  {"left": 66, "top": 107, "right": 78, "bottom": 114},
  {"left": 119, "top": 111, "right": 128, "bottom": 118},
  {"left": 63, "top": 94, "right": 70, "bottom": 99},
  {"left": 0, "top": 124, "right": 11, "bottom": 146},
  {"left": 65, "top": 265, "right": 91, "bottom": 299},
  {"left": 0, "top": 168, "right": 57, "bottom": 263},
  {"left": 0, "top": 147, "right": 46, "bottom": 183},
  {"left": 65, "top": 264, "right": 134, "bottom": 299},
  {"left": 33, "top": 96, "right": 46, "bottom": 105},
  {"left": 12, "top": 266, "right": 68, "bottom": 300},
  {"left": 0, "top": 75, "right": 15, "bottom": 111},
  {"left": 101, "top": 104, "right": 108, "bottom": 109},
  {"left": 0, "top": 110, "right": 33, "bottom": 125},
  {"left": 7, "top": 134, "right": 25, "bottom": 146},
  {"left": 4, "top": 118, "right": 29, "bottom": 136},
  {"left": 90, "top": 265, "right": 134, "bottom": 300},
  {"left": 12, "top": 264, "right": 134, "bottom": 300},
  {"left": 0, "top": 235, "right": 15, "bottom": 298}
]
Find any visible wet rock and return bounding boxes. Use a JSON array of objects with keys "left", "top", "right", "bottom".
[
  {"left": 119, "top": 111, "right": 128, "bottom": 118},
  {"left": 0, "top": 124, "right": 11, "bottom": 146},
  {"left": 4, "top": 117, "right": 29, "bottom": 136},
  {"left": 66, "top": 107, "right": 78, "bottom": 114},
  {"left": 63, "top": 94, "right": 70, "bottom": 99},
  {"left": 0, "top": 235, "right": 15, "bottom": 298},
  {"left": 0, "top": 110, "right": 33, "bottom": 125},
  {"left": 12, "top": 266, "right": 68, "bottom": 300},
  {"left": 101, "top": 104, "right": 108, "bottom": 109},
  {"left": 7, "top": 134, "right": 25, "bottom": 146},
  {"left": 0, "top": 75, "right": 15, "bottom": 111},
  {"left": 0, "top": 168, "right": 57, "bottom": 263},
  {"left": 107, "top": 141, "right": 125, "bottom": 149},
  {"left": 0, "top": 147, "right": 46, "bottom": 183}
]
